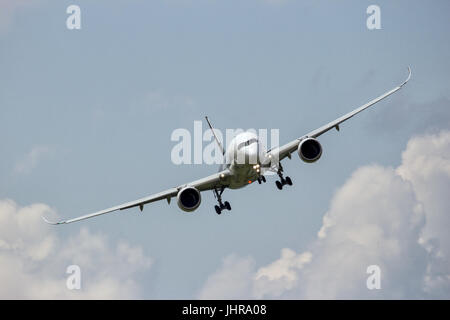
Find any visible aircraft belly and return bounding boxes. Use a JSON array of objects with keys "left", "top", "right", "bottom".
[{"left": 227, "top": 164, "right": 258, "bottom": 189}]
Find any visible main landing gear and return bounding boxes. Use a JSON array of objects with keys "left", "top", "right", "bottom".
[
  {"left": 275, "top": 163, "right": 293, "bottom": 190},
  {"left": 213, "top": 187, "right": 231, "bottom": 215}
]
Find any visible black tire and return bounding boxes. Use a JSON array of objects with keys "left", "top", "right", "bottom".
[
  {"left": 215, "top": 205, "right": 221, "bottom": 215},
  {"left": 257, "top": 178, "right": 261, "bottom": 184},
  {"left": 276, "top": 180, "right": 283, "bottom": 190},
  {"left": 286, "top": 176, "right": 292, "bottom": 186},
  {"left": 261, "top": 175, "right": 266, "bottom": 183},
  {"left": 225, "top": 201, "right": 231, "bottom": 211}
]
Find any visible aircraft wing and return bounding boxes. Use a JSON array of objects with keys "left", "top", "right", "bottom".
[
  {"left": 265, "top": 67, "right": 411, "bottom": 164},
  {"left": 43, "top": 169, "right": 231, "bottom": 225}
]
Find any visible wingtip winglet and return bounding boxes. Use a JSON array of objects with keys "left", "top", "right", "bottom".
[
  {"left": 400, "top": 66, "right": 412, "bottom": 87},
  {"left": 42, "top": 216, "right": 64, "bottom": 225}
]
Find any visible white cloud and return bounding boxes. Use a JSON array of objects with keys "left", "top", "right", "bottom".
[
  {"left": 197, "top": 254, "right": 255, "bottom": 299},
  {"left": 293, "top": 165, "right": 428, "bottom": 299},
  {"left": 0, "top": 199, "right": 152, "bottom": 299},
  {"left": 198, "top": 130, "right": 450, "bottom": 299},
  {"left": 254, "top": 249, "right": 312, "bottom": 298},
  {"left": 397, "top": 131, "right": 450, "bottom": 296},
  {"left": 14, "top": 145, "right": 52, "bottom": 174}
]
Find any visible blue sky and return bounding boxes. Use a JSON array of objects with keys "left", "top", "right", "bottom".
[{"left": 0, "top": 0, "right": 449, "bottom": 299}]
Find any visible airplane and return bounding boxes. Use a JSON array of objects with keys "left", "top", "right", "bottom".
[{"left": 43, "top": 67, "right": 411, "bottom": 225}]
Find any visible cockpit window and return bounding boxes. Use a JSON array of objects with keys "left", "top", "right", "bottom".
[{"left": 237, "top": 138, "right": 258, "bottom": 150}]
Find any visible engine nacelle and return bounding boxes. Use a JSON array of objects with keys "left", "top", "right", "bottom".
[
  {"left": 297, "top": 138, "right": 322, "bottom": 163},
  {"left": 177, "top": 187, "right": 201, "bottom": 212}
]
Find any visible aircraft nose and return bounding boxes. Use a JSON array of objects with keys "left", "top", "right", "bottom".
[{"left": 244, "top": 144, "right": 259, "bottom": 165}]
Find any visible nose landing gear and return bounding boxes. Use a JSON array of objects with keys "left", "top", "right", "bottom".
[
  {"left": 213, "top": 187, "right": 231, "bottom": 215},
  {"left": 275, "top": 164, "right": 293, "bottom": 190},
  {"left": 257, "top": 175, "right": 267, "bottom": 184}
]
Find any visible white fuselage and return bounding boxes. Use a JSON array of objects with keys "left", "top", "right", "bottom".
[{"left": 223, "top": 131, "right": 267, "bottom": 189}]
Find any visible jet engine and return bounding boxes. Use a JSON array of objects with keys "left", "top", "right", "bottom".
[
  {"left": 177, "top": 187, "right": 201, "bottom": 212},
  {"left": 297, "top": 138, "right": 322, "bottom": 163}
]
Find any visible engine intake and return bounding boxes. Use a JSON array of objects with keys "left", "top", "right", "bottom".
[
  {"left": 298, "top": 138, "right": 322, "bottom": 163},
  {"left": 177, "top": 187, "right": 201, "bottom": 212}
]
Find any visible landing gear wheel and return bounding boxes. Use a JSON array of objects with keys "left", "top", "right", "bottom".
[
  {"left": 285, "top": 176, "right": 292, "bottom": 186},
  {"left": 261, "top": 175, "right": 266, "bottom": 183},
  {"left": 276, "top": 180, "right": 283, "bottom": 190},
  {"left": 215, "top": 205, "right": 221, "bottom": 215},
  {"left": 224, "top": 201, "right": 231, "bottom": 211}
]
